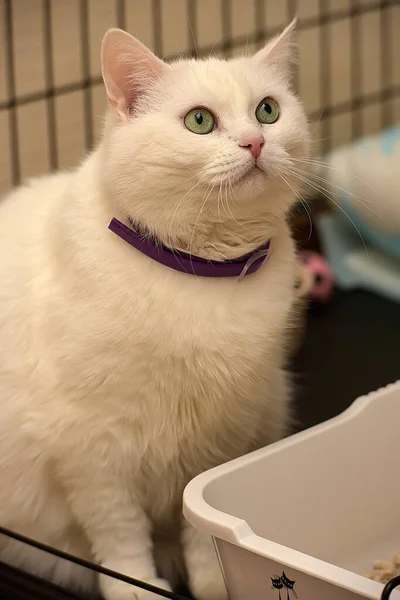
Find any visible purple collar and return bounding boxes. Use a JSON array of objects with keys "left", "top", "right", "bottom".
[{"left": 108, "top": 218, "right": 270, "bottom": 278}]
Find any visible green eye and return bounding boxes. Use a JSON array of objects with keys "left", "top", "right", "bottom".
[
  {"left": 255, "top": 97, "right": 279, "bottom": 124},
  {"left": 184, "top": 108, "right": 215, "bottom": 134}
]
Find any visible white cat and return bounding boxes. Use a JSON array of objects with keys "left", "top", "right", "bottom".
[{"left": 0, "top": 20, "right": 309, "bottom": 600}]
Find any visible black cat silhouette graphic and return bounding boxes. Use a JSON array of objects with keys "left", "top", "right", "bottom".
[
  {"left": 271, "top": 575, "right": 284, "bottom": 600},
  {"left": 281, "top": 571, "right": 298, "bottom": 599}
]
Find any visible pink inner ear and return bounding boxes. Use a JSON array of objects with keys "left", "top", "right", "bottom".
[
  {"left": 101, "top": 29, "right": 167, "bottom": 118},
  {"left": 254, "top": 18, "right": 297, "bottom": 71}
]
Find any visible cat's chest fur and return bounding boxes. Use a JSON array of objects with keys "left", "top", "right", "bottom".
[
  {"left": 73, "top": 256, "right": 294, "bottom": 521},
  {"left": 48, "top": 211, "right": 295, "bottom": 415}
]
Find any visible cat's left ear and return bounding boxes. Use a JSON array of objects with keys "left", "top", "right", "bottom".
[
  {"left": 101, "top": 28, "right": 168, "bottom": 120},
  {"left": 253, "top": 18, "right": 297, "bottom": 73}
]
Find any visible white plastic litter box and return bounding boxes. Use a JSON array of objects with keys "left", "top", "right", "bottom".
[{"left": 183, "top": 381, "right": 400, "bottom": 600}]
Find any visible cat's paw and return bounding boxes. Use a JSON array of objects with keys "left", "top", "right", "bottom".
[
  {"left": 100, "top": 576, "right": 172, "bottom": 600},
  {"left": 190, "top": 567, "right": 228, "bottom": 600}
]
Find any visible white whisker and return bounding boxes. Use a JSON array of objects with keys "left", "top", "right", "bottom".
[
  {"left": 167, "top": 177, "right": 203, "bottom": 241},
  {"left": 288, "top": 164, "right": 386, "bottom": 224},
  {"left": 290, "top": 157, "right": 384, "bottom": 205},
  {"left": 279, "top": 173, "right": 313, "bottom": 241},
  {"left": 188, "top": 184, "right": 214, "bottom": 262},
  {"left": 283, "top": 167, "right": 368, "bottom": 253}
]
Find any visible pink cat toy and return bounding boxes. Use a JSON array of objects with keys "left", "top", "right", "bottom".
[{"left": 297, "top": 251, "right": 334, "bottom": 303}]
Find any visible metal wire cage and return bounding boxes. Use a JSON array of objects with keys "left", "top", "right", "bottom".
[
  {"left": 0, "top": 0, "right": 400, "bottom": 598},
  {"left": 0, "top": 526, "right": 192, "bottom": 599},
  {"left": 1, "top": 0, "right": 400, "bottom": 196},
  {"left": 382, "top": 576, "right": 400, "bottom": 600}
]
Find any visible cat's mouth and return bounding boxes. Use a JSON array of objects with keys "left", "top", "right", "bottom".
[{"left": 234, "top": 164, "right": 264, "bottom": 185}]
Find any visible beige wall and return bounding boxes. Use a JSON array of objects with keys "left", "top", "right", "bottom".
[{"left": 0, "top": 0, "right": 399, "bottom": 194}]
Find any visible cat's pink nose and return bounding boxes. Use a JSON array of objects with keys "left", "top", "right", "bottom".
[{"left": 239, "top": 135, "right": 264, "bottom": 159}]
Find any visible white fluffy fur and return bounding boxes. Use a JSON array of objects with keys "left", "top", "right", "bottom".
[{"left": 0, "top": 22, "right": 309, "bottom": 600}]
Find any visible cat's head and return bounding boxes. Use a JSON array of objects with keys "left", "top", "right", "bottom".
[{"left": 101, "top": 22, "right": 310, "bottom": 259}]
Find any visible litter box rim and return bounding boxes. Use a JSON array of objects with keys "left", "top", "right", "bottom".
[{"left": 184, "top": 381, "right": 400, "bottom": 600}]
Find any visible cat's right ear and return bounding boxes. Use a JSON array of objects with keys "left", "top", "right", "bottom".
[{"left": 101, "top": 29, "right": 168, "bottom": 121}]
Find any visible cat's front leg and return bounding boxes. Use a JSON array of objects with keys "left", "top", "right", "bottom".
[
  {"left": 182, "top": 521, "right": 228, "bottom": 600},
  {"left": 62, "top": 461, "right": 171, "bottom": 600}
]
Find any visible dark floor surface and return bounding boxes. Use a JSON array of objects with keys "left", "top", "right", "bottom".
[
  {"left": 1, "top": 289, "right": 399, "bottom": 599},
  {"left": 292, "top": 289, "right": 400, "bottom": 431}
]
